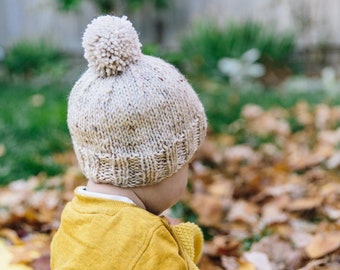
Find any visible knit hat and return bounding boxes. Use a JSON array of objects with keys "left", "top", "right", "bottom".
[{"left": 67, "top": 15, "right": 207, "bottom": 187}]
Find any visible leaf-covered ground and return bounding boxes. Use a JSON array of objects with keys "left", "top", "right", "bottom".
[{"left": 1, "top": 102, "right": 340, "bottom": 270}]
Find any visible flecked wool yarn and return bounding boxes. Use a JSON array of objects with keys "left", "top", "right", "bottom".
[{"left": 67, "top": 15, "right": 207, "bottom": 187}]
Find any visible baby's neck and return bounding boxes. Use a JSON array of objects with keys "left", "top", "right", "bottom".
[{"left": 86, "top": 180, "right": 146, "bottom": 210}]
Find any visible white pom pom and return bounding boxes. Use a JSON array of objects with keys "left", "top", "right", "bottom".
[{"left": 82, "top": 15, "right": 142, "bottom": 77}]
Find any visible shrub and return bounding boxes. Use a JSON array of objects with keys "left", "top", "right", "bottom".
[
  {"left": 3, "top": 40, "right": 62, "bottom": 78},
  {"left": 180, "top": 20, "right": 295, "bottom": 79}
]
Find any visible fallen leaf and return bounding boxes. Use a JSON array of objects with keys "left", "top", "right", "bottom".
[
  {"left": 290, "top": 231, "right": 313, "bottom": 249},
  {"left": 318, "top": 129, "right": 340, "bottom": 146},
  {"left": 190, "top": 193, "right": 223, "bottom": 227},
  {"left": 0, "top": 239, "right": 32, "bottom": 270},
  {"left": 315, "top": 104, "right": 332, "bottom": 130},
  {"left": 242, "top": 104, "right": 264, "bottom": 120},
  {"left": 6, "top": 233, "right": 51, "bottom": 267},
  {"left": 228, "top": 200, "right": 259, "bottom": 225},
  {"left": 204, "top": 235, "right": 241, "bottom": 257},
  {"left": 260, "top": 202, "right": 289, "bottom": 227},
  {"left": 305, "top": 232, "right": 340, "bottom": 258},
  {"left": 31, "top": 255, "right": 50, "bottom": 270},
  {"left": 297, "top": 258, "right": 329, "bottom": 270},
  {"left": 0, "top": 229, "right": 23, "bottom": 245},
  {"left": 207, "top": 175, "right": 234, "bottom": 199},
  {"left": 223, "top": 145, "right": 259, "bottom": 163},
  {"left": 251, "top": 235, "right": 305, "bottom": 269},
  {"left": 3, "top": 103, "right": 340, "bottom": 270},
  {"left": 198, "top": 255, "right": 224, "bottom": 270},
  {"left": 220, "top": 256, "right": 239, "bottom": 270},
  {"left": 243, "top": 251, "right": 272, "bottom": 270},
  {"left": 323, "top": 206, "right": 340, "bottom": 220},
  {"left": 286, "top": 197, "right": 323, "bottom": 211},
  {"left": 294, "top": 101, "right": 313, "bottom": 126},
  {"left": 237, "top": 261, "right": 256, "bottom": 270},
  {"left": 196, "top": 140, "right": 225, "bottom": 165},
  {"left": 326, "top": 151, "right": 340, "bottom": 169}
]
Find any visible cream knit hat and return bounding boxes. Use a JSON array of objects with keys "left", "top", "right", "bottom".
[{"left": 68, "top": 15, "right": 207, "bottom": 187}]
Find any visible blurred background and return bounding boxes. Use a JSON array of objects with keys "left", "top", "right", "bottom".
[
  {"left": 1, "top": 1, "right": 340, "bottom": 269},
  {"left": 1, "top": 0, "right": 340, "bottom": 184}
]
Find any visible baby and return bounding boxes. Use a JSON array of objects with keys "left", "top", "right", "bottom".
[{"left": 51, "top": 15, "right": 207, "bottom": 269}]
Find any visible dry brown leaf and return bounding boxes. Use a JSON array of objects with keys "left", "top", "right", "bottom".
[
  {"left": 195, "top": 140, "right": 224, "bottom": 165},
  {"left": 250, "top": 235, "right": 305, "bottom": 269},
  {"left": 305, "top": 232, "right": 340, "bottom": 259},
  {"left": 53, "top": 151, "right": 78, "bottom": 166},
  {"left": 290, "top": 218, "right": 318, "bottom": 234},
  {"left": 207, "top": 174, "right": 234, "bottom": 199},
  {"left": 0, "top": 239, "right": 32, "bottom": 270},
  {"left": 260, "top": 202, "right": 289, "bottom": 227},
  {"left": 289, "top": 153, "right": 324, "bottom": 171},
  {"left": 199, "top": 255, "right": 224, "bottom": 270},
  {"left": 315, "top": 104, "right": 332, "bottom": 130},
  {"left": 215, "top": 134, "right": 236, "bottom": 147},
  {"left": 228, "top": 200, "right": 259, "bottom": 225},
  {"left": 190, "top": 193, "right": 223, "bottom": 227},
  {"left": 31, "top": 255, "right": 50, "bottom": 270},
  {"left": 318, "top": 129, "right": 340, "bottom": 146},
  {"left": 241, "top": 104, "right": 264, "bottom": 120},
  {"left": 326, "top": 152, "right": 340, "bottom": 169},
  {"left": 287, "top": 197, "right": 323, "bottom": 211},
  {"left": 204, "top": 235, "right": 241, "bottom": 257},
  {"left": 297, "top": 258, "right": 329, "bottom": 270},
  {"left": 220, "top": 256, "right": 239, "bottom": 270},
  {"left": 243, "top": 251, "right": 272, "bottom": 270},
  {"left": 223, "top": 145, "right": 259, "bottom": 163},
  {"left": 320, "top": 182, "right": 340, "bottom": 198},
  {"left": 290, "top": 231, "right": 313, "bottom": 249},
  {"left": 237, "top": 261, "right": 256, "bottom": 270},
  {"left": 294, "top": 101, "right": 313, "bottom": 126},
  {"left": 9, "top": 234, "right": 50, "bottom": 265},
  {"left": 0, "top": 229, "right": 23, "bottom": 245},
  {"left": 323, "top": 206, "right": 340, "bottom": 220},
  {"left": 3, "top": 103, "right": 340, "bottom": 270}
]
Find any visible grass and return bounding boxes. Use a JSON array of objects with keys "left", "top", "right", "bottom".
[{"left": 0, "top": 82, "right": 71, "bottom": 185}]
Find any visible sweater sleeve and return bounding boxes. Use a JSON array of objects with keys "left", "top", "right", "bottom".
[{"left": 171, "top": 222, "right": 204, "bottom": 264}]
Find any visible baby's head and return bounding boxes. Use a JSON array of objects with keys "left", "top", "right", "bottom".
[{"left": 68, "top": 15, "right": 207, "bottom": 211}]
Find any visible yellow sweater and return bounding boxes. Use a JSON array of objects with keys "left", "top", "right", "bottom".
[{"left": 51, "top": 190, "right": 203, "bottom": 269}]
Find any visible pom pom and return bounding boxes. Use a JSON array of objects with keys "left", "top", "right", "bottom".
[{"left": 82, "top": 15, "right": 142, "bottom": 77}]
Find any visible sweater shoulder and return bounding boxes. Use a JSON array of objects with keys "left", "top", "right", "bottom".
[{"left": 51, "top": 197, "right": 167, "bottom": 269}]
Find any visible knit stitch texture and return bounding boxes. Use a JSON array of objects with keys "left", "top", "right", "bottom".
[{"left": 68, "top": 15, "right": 207, "bottom": 187}]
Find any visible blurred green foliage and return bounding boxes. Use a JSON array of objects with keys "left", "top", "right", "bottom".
[
  {"left": 3, "top": 40, "right": 63, "bottom": 79},
  {"left": 57, "top": 0, "right": 168, "bottom": 12},
  {"left": 179, "top": 20, "right": 295, "bottom": 79},
  {"left": 57, "top": 0, "right": 82, "bottom": 10},
  {"left": 0, "top": 83, "right": 70, "bottom": 185}
]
